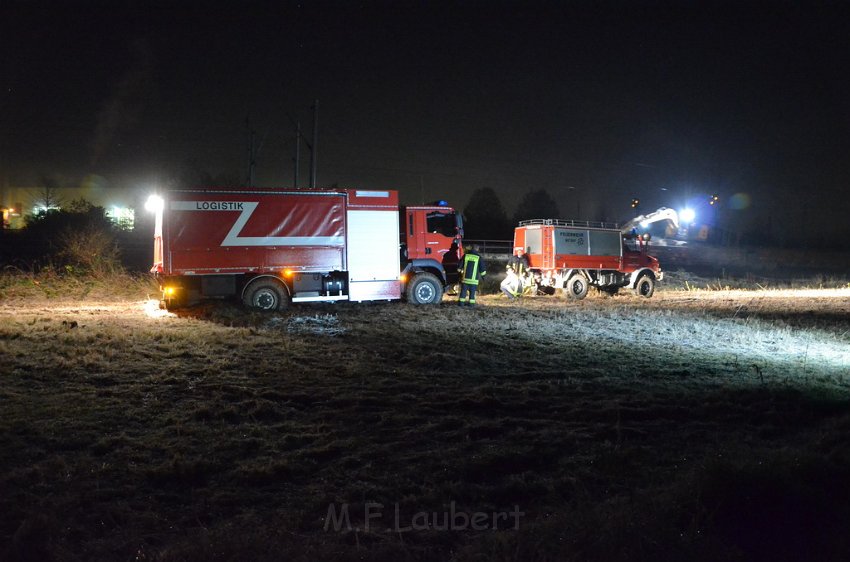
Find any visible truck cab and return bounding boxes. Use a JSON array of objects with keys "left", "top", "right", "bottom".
[{"left": 399, "top": 201, "right": 464, "bottom": 303}]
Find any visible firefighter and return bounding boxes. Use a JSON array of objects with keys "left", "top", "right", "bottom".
[
  {"left": 508, "top": 247, "right": 530, "bottom": 277},
  {"left": 508, "top": 247, "right": 531, "bottom": 294},
  {"left": 500, "top": 265, "right": 521, "bottom": 301},
  {"left": 458, "top": 244, "right": 487, "bottom": 307}
]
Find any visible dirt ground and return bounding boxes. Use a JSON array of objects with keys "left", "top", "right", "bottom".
[{"left": 2, "top": 285, "right": 850, "bottom": 561}]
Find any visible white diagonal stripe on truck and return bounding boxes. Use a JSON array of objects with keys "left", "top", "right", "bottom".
[{"left": 170, "top": 201, "right": 344, "bottom": 247}]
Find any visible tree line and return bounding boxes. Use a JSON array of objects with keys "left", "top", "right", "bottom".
[{"left": 461, "top": 187, "right": 560, "bottom": 240}]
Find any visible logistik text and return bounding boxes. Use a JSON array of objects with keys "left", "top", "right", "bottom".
[{"left": 194, "top": 201, "right": 244, "bottom": 210}]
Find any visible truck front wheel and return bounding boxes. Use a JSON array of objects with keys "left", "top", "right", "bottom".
[
  {"left": 565, "top": 273, "right": 589, "bottom": 300},
  {"left": 633, "top": 274, "right": 655, "bottom": 298},
  {"left": 406, "top": 272, "right": 443, "bottom": 304},
  {"left": 243, "top": 278, "right": 289, "bottom": 311}
]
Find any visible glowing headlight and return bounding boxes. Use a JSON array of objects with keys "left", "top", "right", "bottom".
[
  {"left": 679, "top": 208, "right": 696, "bottom": 223},
  {"left": 145, "top": 195, "right": 164, "bottom": 213}
]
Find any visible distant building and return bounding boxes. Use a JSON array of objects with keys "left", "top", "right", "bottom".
[{"left": 0, "top": 184, "right": 145, "bottom": 230}]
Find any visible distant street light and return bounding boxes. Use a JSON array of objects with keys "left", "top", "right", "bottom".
[
  {"left": 630, "top": 198, "right": 640, "bottom": 209},
  {"left": 709, "top": 194, "right": 720, "bottom": 206}
]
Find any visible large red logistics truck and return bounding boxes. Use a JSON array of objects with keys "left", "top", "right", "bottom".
[
  {"left": 513, "top": 219, "right": 663, "bottom": 298},
  {"left": 149, "top": 188, "right": 462, "bottom": 310}
]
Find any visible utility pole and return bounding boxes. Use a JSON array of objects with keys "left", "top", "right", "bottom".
[
  {"left": 288, "top": 101, "right": 319, "bottom": 189},
  {"left": 310, "top": 99, "right": 318, "bottom": 189},
  {"left": 246, "top": 117, "right": 256, "bottom": 188},
  {"left": 294, "top": 121, "right": 301, "bottom": 189}
]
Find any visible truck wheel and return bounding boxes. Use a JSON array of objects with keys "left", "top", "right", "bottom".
[
  {"left": 242, "top": 278, "right": 288, "bottom": 311},
  {"left": 565, "top": 273, "right": 589, "bottom": 300},
  {"left": 406, "top": 272, "right": 443, "bottom": 304},
  {"left": 633, "top": 275, "right": 655, "bottom": 298}
]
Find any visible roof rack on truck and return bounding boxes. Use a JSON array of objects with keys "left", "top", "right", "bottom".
[{"left": 518, "top": 218, "right": 619, "bottom": 229}]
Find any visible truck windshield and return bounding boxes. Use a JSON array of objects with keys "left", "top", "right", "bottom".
[{"left": 427, "top": 212, "right": 457, "bottom": 237}]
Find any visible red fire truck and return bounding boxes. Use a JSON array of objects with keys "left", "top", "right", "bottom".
[
  {"left": 513, "top": 219, "right": 662, "bottom": 298},
  {"left": 149, "top": 188, "right": 462, "bottom": 310}
]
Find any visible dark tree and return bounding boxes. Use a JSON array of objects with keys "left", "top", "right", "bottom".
[
  {"left": 513, "top": 189, "right": 560, "bottom": 223},
  {"left": 462, "top": 187, "right": 512, "bottom": 240},
  {"left": 33, "top": 176, "right": 64, "bottom": 213},
  {"left": 18, "top": 199, "right": 121, "bottom": 274}
]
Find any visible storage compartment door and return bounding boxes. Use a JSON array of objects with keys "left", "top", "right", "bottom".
[
  {"left": 346, "top": 210, "right": 401, "bottom": 301},
  {"left": 554, "top": 228, "right": 590, "bottom": 255},
  {"left": 588, "top": 230, "right": 622, "bottom": 257}
]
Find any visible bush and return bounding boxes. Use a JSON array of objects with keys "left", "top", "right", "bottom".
[
  {"left": 58, "top": 224, "right": 122, "bottom": 278},
  {"left": 10, "top": 198, "right": 122, "bottom": 275}
]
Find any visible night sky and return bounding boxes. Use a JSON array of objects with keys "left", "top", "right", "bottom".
[{"left": 3, "top": 1, "right": 850, "bottom": 242}]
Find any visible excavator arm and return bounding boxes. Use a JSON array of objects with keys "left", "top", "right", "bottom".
[{"left": 620, "top": 207, "right": 680, "bottom": 235}]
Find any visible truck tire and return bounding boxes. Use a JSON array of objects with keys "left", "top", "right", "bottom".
[
  {"left": 633, "top": 274, "right": 655, "bottom": 298},
  {"left": 242, "top": 278, "right": 288, "bottom": 311},
  {"left": 406, "top": 272, "right": 443, "bottom": 304},
  {"left": 565, "top": 273, "right": 589, "bottom": 300}
]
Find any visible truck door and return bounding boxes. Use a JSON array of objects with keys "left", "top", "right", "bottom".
[
  {"left": 425, "top": 210, "right": 458, "bottom": 259},
  {"left": 407, "top": 209, "right": 458, "bottom": 260}
]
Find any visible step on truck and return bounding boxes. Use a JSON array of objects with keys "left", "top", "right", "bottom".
[
  {"left": 513, "top": 219, "right": 662, "bottom": 299},
  {"left": 148, "top": 188, "right": 463, "bottom": 310}
]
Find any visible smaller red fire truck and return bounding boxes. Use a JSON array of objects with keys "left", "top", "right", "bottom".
[
  {"left": 149, "top": 188, "right": 462, "bottom": 310},
  {"left": 513, "top": 219, "right": 662, "bottom": 298}
]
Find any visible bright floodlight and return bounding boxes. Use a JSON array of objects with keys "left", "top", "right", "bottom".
[
  {"left": 145, "top": 194, "right": 164, "bottom": 213},
  {"left": 679, "top": 208, "right": 696, "bottom": 223}
]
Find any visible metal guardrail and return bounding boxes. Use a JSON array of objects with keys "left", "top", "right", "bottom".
[
  {"left": 463, "top": 239, "right": 513, "bottom": 255},
  {"left": 518, "top": 218, "right": 619, "bottom": 229}
]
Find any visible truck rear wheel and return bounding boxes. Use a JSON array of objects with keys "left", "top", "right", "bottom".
[
  {"left": 242, "top": 278, "right": 289, "bottom": 311},
  {"left": 565, "top": 273, "right": 589, "bottom": 300},
  {"left": 633, "top": 274, "right": 655, "bottom": 298},
  {"left": 406, "top": 272, "right": 443, "bottom": 304}
]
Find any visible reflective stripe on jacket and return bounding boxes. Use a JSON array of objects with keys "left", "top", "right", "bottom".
[{"left": 460, "top": 252, "right": 486, "bottom": 285}]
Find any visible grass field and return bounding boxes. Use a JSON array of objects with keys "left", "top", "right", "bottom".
[{"left": 2, "top": 274, "right": 850, "bottom": 561}]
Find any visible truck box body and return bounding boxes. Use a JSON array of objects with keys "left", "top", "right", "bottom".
[
  {"left": 165, "top": 191, "right": 347, "bottom": 274},
  {"left": 516, "top": 222, "right": 623, "bottom": 271},
  {"left": 155, "top": 188, "right": 403, "bottom": 302}
]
